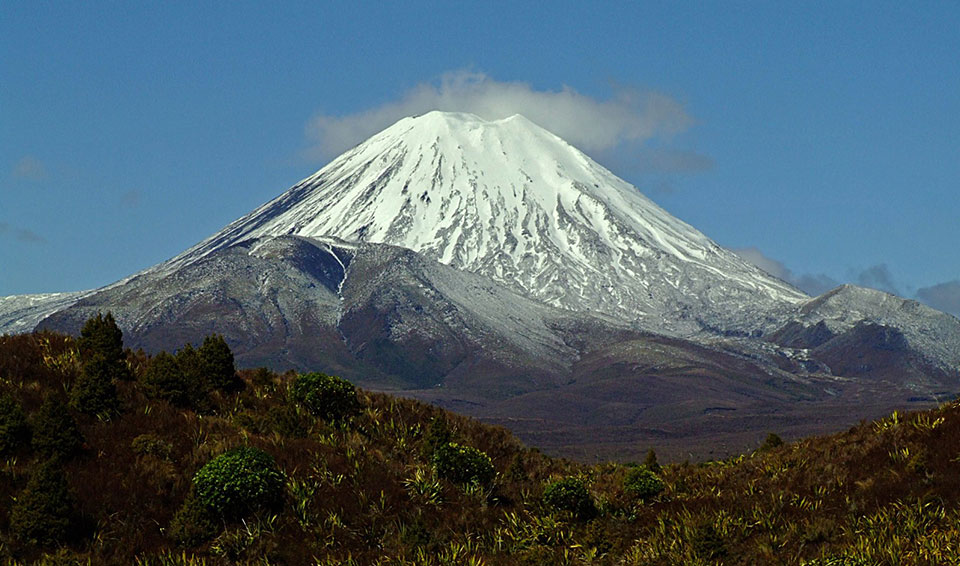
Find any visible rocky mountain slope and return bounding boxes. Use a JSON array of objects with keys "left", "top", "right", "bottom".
[
  {"left": 1, "top": 111, "right": 958, "bottom": 458},
  {"left": 156, "top": 111, "right": 807, "bottom": 335}
]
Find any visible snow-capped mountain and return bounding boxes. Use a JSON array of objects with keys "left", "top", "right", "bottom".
[
  {"left": 1, "top": 110, "right": 958, "bottom": 460},
  {"left": 163, "top": 111, "right": 806, "bottom": 335}
]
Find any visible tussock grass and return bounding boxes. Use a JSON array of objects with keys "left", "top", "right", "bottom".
[{"left": 2, "top": 329, "right": 960, "bottom": 564}]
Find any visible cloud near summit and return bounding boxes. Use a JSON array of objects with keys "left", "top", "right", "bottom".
[{"left": 305, "top": 71, "right": 694, "bottom": 160}]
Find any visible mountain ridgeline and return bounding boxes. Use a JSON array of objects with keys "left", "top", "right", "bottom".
[{"left": 1, "top": 111, "right": 958, "bottom": 460}]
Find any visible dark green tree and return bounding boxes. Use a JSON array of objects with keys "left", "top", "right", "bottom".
[
  {"left": 10, "top": 459, "right": 78, "bottom": 546},
  {"left": 32, "top": 395, "right": 84, "bottom": 460},
  {"left": 69, "top": 312, "right": 128, "bottom": 416},
  {"left": 176, "top": 343, "right": 209, "bottom": 394},
  {"left": 290, "top": 372, "right": 361, "bottom": 423},
  {"left": 70, "top": 355, "right": 120, "bottom": 416},
  {"left": 0, "top": 391, "right": 30, "bottom": 455},
  {"left": 142, "top": 351, "right": 193, "bottom": 407},
  {"left": 198, "top": 334, "right": 238, "bottom": 391},
  {"left": 77, "top": 312, "right": 131, "bottom": 381}
]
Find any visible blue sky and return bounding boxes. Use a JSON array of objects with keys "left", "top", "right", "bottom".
[{"left": 2, "top": 2, "right": 959, "bottom": 315}]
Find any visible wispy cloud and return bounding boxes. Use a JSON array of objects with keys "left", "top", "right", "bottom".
[
  {"left": 854, "top": 264, "right": 900, "bottom": 295},
  {"left": 305, "top": 70, "right": 695, "bottom": 161},
  {"left": 916, "top": 280, "right": 960, "bottom": 317},
  {"left": 0, "top": 222, "right": 47, "bottom": 244},
  {"left": 12, "top": 156, "right": 47, "bottom": 181},
  {"left": 732, "top": 247, "right": 838, "bottom": 296}
]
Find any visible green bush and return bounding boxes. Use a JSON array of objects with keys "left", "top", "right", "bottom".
[
  {"left": 10, "top": 459, "right": 77, "bottom": 546},
  {"left": 193, "top": 446, "right": 284, "bottom": 519},
  {"left": 0, "top": 391, "right": 30, "bottom": 455},
  {"left": 431, "top": 442, "right": 495, "bottom": 486},
  {"left": 290, "top": 372, "right": 361, "bottom": 422},
  {"left": 623, "top": 466, "right": 664, "bottom": 500},
  {"left": 199, "top": 334, "right": 239, "bottom": 391},
  {"left": 543, "top": 477, "right": 595, "bottom": 519},
  {"left": 32, "top": 395, "right": 84, "bottom": 461}
]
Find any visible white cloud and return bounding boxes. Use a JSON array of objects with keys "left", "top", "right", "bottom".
[{"left": 305, "top": 70, "right": 694, "bottom": 160}]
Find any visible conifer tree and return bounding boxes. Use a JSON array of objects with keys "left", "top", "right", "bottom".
[
  {"left": 176, "top": 343, "right": 209, "bottom": 395},
  {"left": 143, "top": 351, "right": 192, "bottom": 407},
  {"left": 0, "top": 391, "right": 30, "bottom": 455},
  {"left": 11, "top": 459, "right": 78, "bottom": 546},
  {"left": 32, "top": 395, "right": 84, "bottom": 460},
  {"left": 77, "top": 312, "right": 131, "bottom": 381},
  {"left": 198, "top": 334, "right": 238, "bottom": 391},
  {"left": 71, "top": 355, "right": 120, "bottom": 416}
]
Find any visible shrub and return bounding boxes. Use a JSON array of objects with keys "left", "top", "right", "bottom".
[
  {"left": 143, "top": 351, "right": 194, "bottom": 407},
  {"left": 643, "top": 449, "right": 661, "bottom": 473},
  {"left": 431, "top": 442, "right": 495, "bottom": 486},
  {"left": 32, "top": 395, "right": 84, "bottom": 461},
  {"left": 623, "top": 466, "right": 664, "bottom": 500},
  {"left": 543, "top": 477, "right": 595, "bottom": 519},
  {"left": 70, "top": 355, "right": 120, "bottom": 416},
  {"left": 290, "top": 372, "right": 360, "bottom": 422},
  {"left": 422, "top": 416, "right": 452, "bottom": 460},
  {"left": 131, "top": 433, "right": 173, "bottom": 460},
  {"left": 169, "top": 492, "right": 219, "bottom": 547},
  {"left": 0, "top": 391, "right": 30, "bottom": 455},
  {"left": 199, "top": 334, "right": 239, "bottom": 391},
  {"left": 760, "top": 432, "right": 784, "bottom": 451},
  {"left": 193, "top": 446, "right": 285, "bottom": 519},
  {"left": 10, "top": 459, "right": 77, "bottom": 546},
  {"left": 250, "top": 367, "right": 276, "bottom": 388},
  {"left": 266, "top": 405, "right": 307, "bottom": 438}
]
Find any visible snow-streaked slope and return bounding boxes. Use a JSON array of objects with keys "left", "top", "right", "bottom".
[
  {"left": 161, "top": 111, "right": 805, "bottom": 335},
  {"left": 783, "top": 285, "right": 960, "bottom": 372},
  {"left": 0, "top": 291, "right": 92, "bottom": 334}
]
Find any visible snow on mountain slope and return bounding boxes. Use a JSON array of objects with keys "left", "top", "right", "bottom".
[
  {"left": 0, "top": 291, "right": 91, "bottom": 334},
  {"left": 161, "top": 111, "right": 806, "bottom": 335},
  {"left": 783, "top": 285, "right": 960, "bottom": 373}
]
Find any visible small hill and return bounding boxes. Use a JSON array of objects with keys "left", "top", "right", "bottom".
[{"left": 2, "top": 324, "right": 960, "bottom": 564}]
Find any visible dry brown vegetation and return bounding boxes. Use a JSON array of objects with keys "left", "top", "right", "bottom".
[{"left": 2, "top": 328, "right": 960, "bottom": 564}]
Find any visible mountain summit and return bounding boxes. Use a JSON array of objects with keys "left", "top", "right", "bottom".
[
  {"left": 2, "top": 111, "right": 958, "bottom": 460},
  {"left": 166, "top": 111, "right": 805, "bottom": 334}
]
